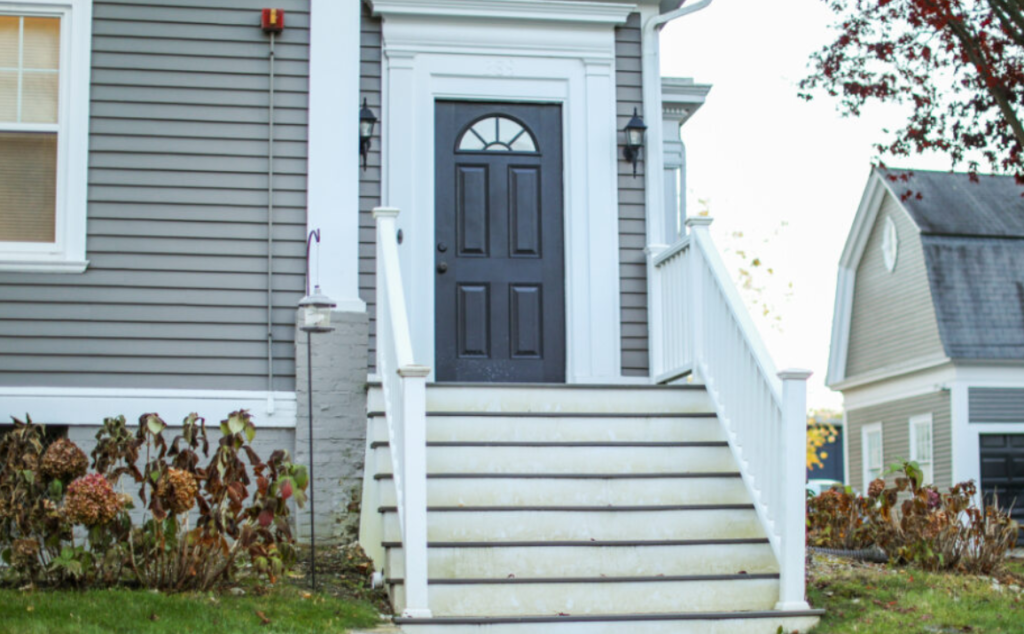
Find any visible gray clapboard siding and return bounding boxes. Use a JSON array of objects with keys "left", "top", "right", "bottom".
[
  {"left": 845, "top": 193, "right": 945, "bottom": 378},
  {"left": 969, "top": 388, "right": 1024, "bottom": 423},
  {"left": 359, "top": 4, "right": 382, "bottom": 373},
  {"left": 0, "top": 0, "right": 311, "bottom": 392},
  {"left": 846, "top": 390, "right": 953, "bottom": 490},
  {"left": 617, "top": 14, "right": 649, "bottom": 376}
]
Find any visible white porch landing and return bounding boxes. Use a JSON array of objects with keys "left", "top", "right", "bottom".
[{"left": 361, "top": 383, "right": 822, "bottom": 633}]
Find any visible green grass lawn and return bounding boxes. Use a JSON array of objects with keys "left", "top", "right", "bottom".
[
  {"left": 808, "top": 554, "right": 1024, "bottom": 633},
  {"left": 0, "top": 585, "right": 382, "bottom": 634}
]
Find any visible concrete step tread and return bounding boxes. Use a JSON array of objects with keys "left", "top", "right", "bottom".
[
  {"left": 375, "top": 472, "right": 742, "bottom": 481},
  {"left": 381, "top": 538, "right": 770, "bottom": 548},
  {"left": 388, "top": 573, "right": 779, "bottom": 585},
  {"left": 379, "top": 504, "right": 754, "bottom": 513},
  {"left": 371, "top": 440, "right": 727, "bottom": 448},
  {"left": 394, "top": 609, "right": 825, "bottom": 625},
  {"left": 367, "top": 382, "right": 708, "bottom": 391}
]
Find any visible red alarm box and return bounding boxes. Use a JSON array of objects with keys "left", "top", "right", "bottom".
[{"left": 261, "top": 8, "right": 284, "bottom": 33}]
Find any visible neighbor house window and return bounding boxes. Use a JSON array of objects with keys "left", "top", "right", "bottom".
[
  {"left": 862, "top": 422, "right": 883, "bottom": 491},
  {"left": 909, "top": 413, "right": 934, "bottom": 486},
  {"left": 0, "top": 1, "right": 90, "bottom": 273}
]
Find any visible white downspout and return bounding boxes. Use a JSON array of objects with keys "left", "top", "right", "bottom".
[
  {"left": 642, "top": 0, "right": 713, "bottom": 247},
  {"left": 643, "top": 0, "right": 713, "bottom": 381}
]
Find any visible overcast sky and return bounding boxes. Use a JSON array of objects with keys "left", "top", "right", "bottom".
[{"left": 659, "top": 0, "right": 950, "bottom": 410}]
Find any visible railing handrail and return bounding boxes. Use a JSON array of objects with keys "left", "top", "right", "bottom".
[
  {"left": 686, "top": 227, "right": 782, "bottom": 406},
  {"left": 373, "top": 207, "right": 432, "bottom": 619},
  {"left": 375, "top": 208, "right": 416, "bottom": 369},
  {"left": 650, "top": 217, "right": 810, "bottom": 611}
]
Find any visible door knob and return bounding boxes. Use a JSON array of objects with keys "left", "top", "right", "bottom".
[
  {"left": 437, "top": 262, "right": 448, "bottom": 274},
  {"left": 437, "top": 242, "right": 448, "bottom": 253}
]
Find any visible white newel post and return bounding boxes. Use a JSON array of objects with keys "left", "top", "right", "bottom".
[
  {"left": 646, "top": 244, "right": 667, "bottom": 379},
  {"left": 398, "top": 363, "right": 431, "bottom": 618},
  {"left": 777, "top": 368, "right": 812, "bottom": 611},
  {"left": 685, "top": 217, "right": 713, "bottom": 369}
]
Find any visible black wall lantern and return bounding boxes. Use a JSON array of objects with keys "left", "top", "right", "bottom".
[
  {"left": 359, "top": 98, "right": 378, "bottom": 171},
  {"left": 623, "top": 107, "right": 647, "bottom": 178}
]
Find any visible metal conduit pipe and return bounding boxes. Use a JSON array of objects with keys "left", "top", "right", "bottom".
[
  {"left": 641, "top": 0, "right": 713, "bottom": 246},
  {"left": 266, "top": 31, "right": 277, "bottom": 413}
]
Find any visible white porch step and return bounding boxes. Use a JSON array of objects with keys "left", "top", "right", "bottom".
[
  {"left": 370, "top": 414, "right": 725, "bottom": 443},
  {"left": 389, "top": 574, "right": 780, "bottom": 617},
  {"left": 373, "top": 443, "right": 734, "bottom": 475},
  {"left": 377, "top": 474, "right": 748, "bottom": 507},
  {"left": 367, "top": 384, "right": 713, "bottom": 414},
  {"left": 381, "top": 507, "right": 764, "bottom": 542},
  {"left": 395, "top": 613, "right": 822, "bottom": 634},
  {"left": 383, "top": 540, "right": 778, "bottom": 579}
]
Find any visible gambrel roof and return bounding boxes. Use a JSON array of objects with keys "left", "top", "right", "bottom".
[
  {"left": 889, "top": 169, "right": 1024, "bottom": 362},
  {"left": 828, "top": 168, "right": 1024, "bottom": 387}
]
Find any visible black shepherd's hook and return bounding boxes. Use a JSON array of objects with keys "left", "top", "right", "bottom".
[{"left": 305, "top": 229, "right": 321, "bottom": 296}]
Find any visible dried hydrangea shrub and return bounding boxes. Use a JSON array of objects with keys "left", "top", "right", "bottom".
[
  {"left": 40, "top": 438, "right": 89, "bottom": 482},
  {"left": 64, "top": 474, "right": 123, "bottom": 527},
  {"left": 156, "top": 468, "right": 198, "bottom": 515}
]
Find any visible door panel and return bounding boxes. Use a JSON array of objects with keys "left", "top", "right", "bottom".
[
  {"left": 457, "top": 165, "right": 489, "bottom": 257},
  {"left": 435, "top": 102, "right": 565, "bottom": 382}
]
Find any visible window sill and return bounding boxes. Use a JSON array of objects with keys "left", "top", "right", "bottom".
[{"left": 0, "top": 259, "right": 89, "bottom": 274}]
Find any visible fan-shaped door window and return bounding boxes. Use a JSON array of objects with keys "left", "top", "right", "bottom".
[{"left": 457, "top": 115, "right": 537, "bottom": 152}]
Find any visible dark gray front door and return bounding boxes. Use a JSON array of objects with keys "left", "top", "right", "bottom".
[{"left": 434, "top": 102, "right": 565, "bottom": 383}]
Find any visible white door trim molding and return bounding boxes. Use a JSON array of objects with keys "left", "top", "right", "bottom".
[
  {"left": 1, "top": 387, "right": 298, "bottom": 428},
  {"left": 378, "top": 14, "right": 624, "bottom": 383}
]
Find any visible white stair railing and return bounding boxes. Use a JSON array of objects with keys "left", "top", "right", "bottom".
[
  {"left": 651, "top": 216, "right": 811, "bottom": 611},
  {"left": 373, "top": 207, "right": 432, "bottom": 619}
]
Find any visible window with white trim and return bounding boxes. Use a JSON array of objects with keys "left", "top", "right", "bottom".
[
  {"left": 0, "top": 0, "right": 90, "bottom": 273},
  {"left": 862, "top": 422, "right": 883, "bottom": 491},
  {"left": 909, "top": 413, "right": 934, "bottom": 486}
]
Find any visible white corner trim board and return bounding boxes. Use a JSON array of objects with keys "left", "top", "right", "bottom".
[
  {"left": 370, "top": 0, "right": 637, "bottom": 24},
  {"left": 1, "top": 388, "right": 298, "bottom": 429},
  {"left": 306, "top": 0, "right": 365, "bottom": 312}
]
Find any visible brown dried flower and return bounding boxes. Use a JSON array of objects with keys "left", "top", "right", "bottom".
[
  {"left": 40, "top": 438, "right": 88, "bottom": 482},
  {"left": 156, "top": 468, "right": 198, "bottom": 515},
  {"left": 868, "top": 478, "right": 886, "bottom": 499},
  {"left": 11, "top": 539, "right": 39, "bottom": 568},
  {"left": 64, "top": 474, "right": 122, "bottom": 526}
]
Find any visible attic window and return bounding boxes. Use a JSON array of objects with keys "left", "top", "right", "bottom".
[
  {"left": 881, "top": 216, "right": 899, "bottom": 273},
  {"left": 457, "top": 115, "right": 537, "bottom": 153}
]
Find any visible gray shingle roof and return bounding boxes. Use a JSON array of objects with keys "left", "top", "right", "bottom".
[
  {"left": 882, "top": 168, "right": 1024, "bottom": 237},
  {"left": 880, "top": 169, "right": 1024, "bottom": 360}
]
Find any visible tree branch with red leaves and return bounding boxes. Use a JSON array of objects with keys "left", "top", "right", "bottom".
[{"left": 800, "top": 0, "right": 1024, "bottom": 182}]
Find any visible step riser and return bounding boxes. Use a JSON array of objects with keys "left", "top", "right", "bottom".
[
  {"left": 368, "top": 386, "right": 713, "bottom": 414},
  {"left": 374, "top": 446, "right": 735, "bottom": 475},
  {"left": 382, "top": 509, "right": 764, "bottom": 542},
  {"left": 396, "top": 617, "right": 821, "bottom": 634},
  {"left": 391, "top": 578, "right": 779, "bottom": 617},
  {"left": 384, "top": 543, "right": 778, "bottom": 579},
  {"left": 371, "top": 416, "right": 725, "bottom": 443},
  {"left": 378, "top": 477, "right": 750, "bottom": 507}
]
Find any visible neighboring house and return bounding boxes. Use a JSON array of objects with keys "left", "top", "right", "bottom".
[
  {"left": 807, "top": 413, "right": 844, "bottom": 484},
  {"left": 0, "top": 1, "right": 822, "bottom": 630},
  {"left": 827, "top": 168, "right": 1024, "bottom": 531}
]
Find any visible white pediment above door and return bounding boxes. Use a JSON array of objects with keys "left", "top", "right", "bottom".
[{"left": 369, "top": 0, "right": 637, "bottom": 25}]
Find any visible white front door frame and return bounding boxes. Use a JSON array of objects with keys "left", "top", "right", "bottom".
[{"left": 378, "top": 13, "right": 626, "bottom": 383}]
